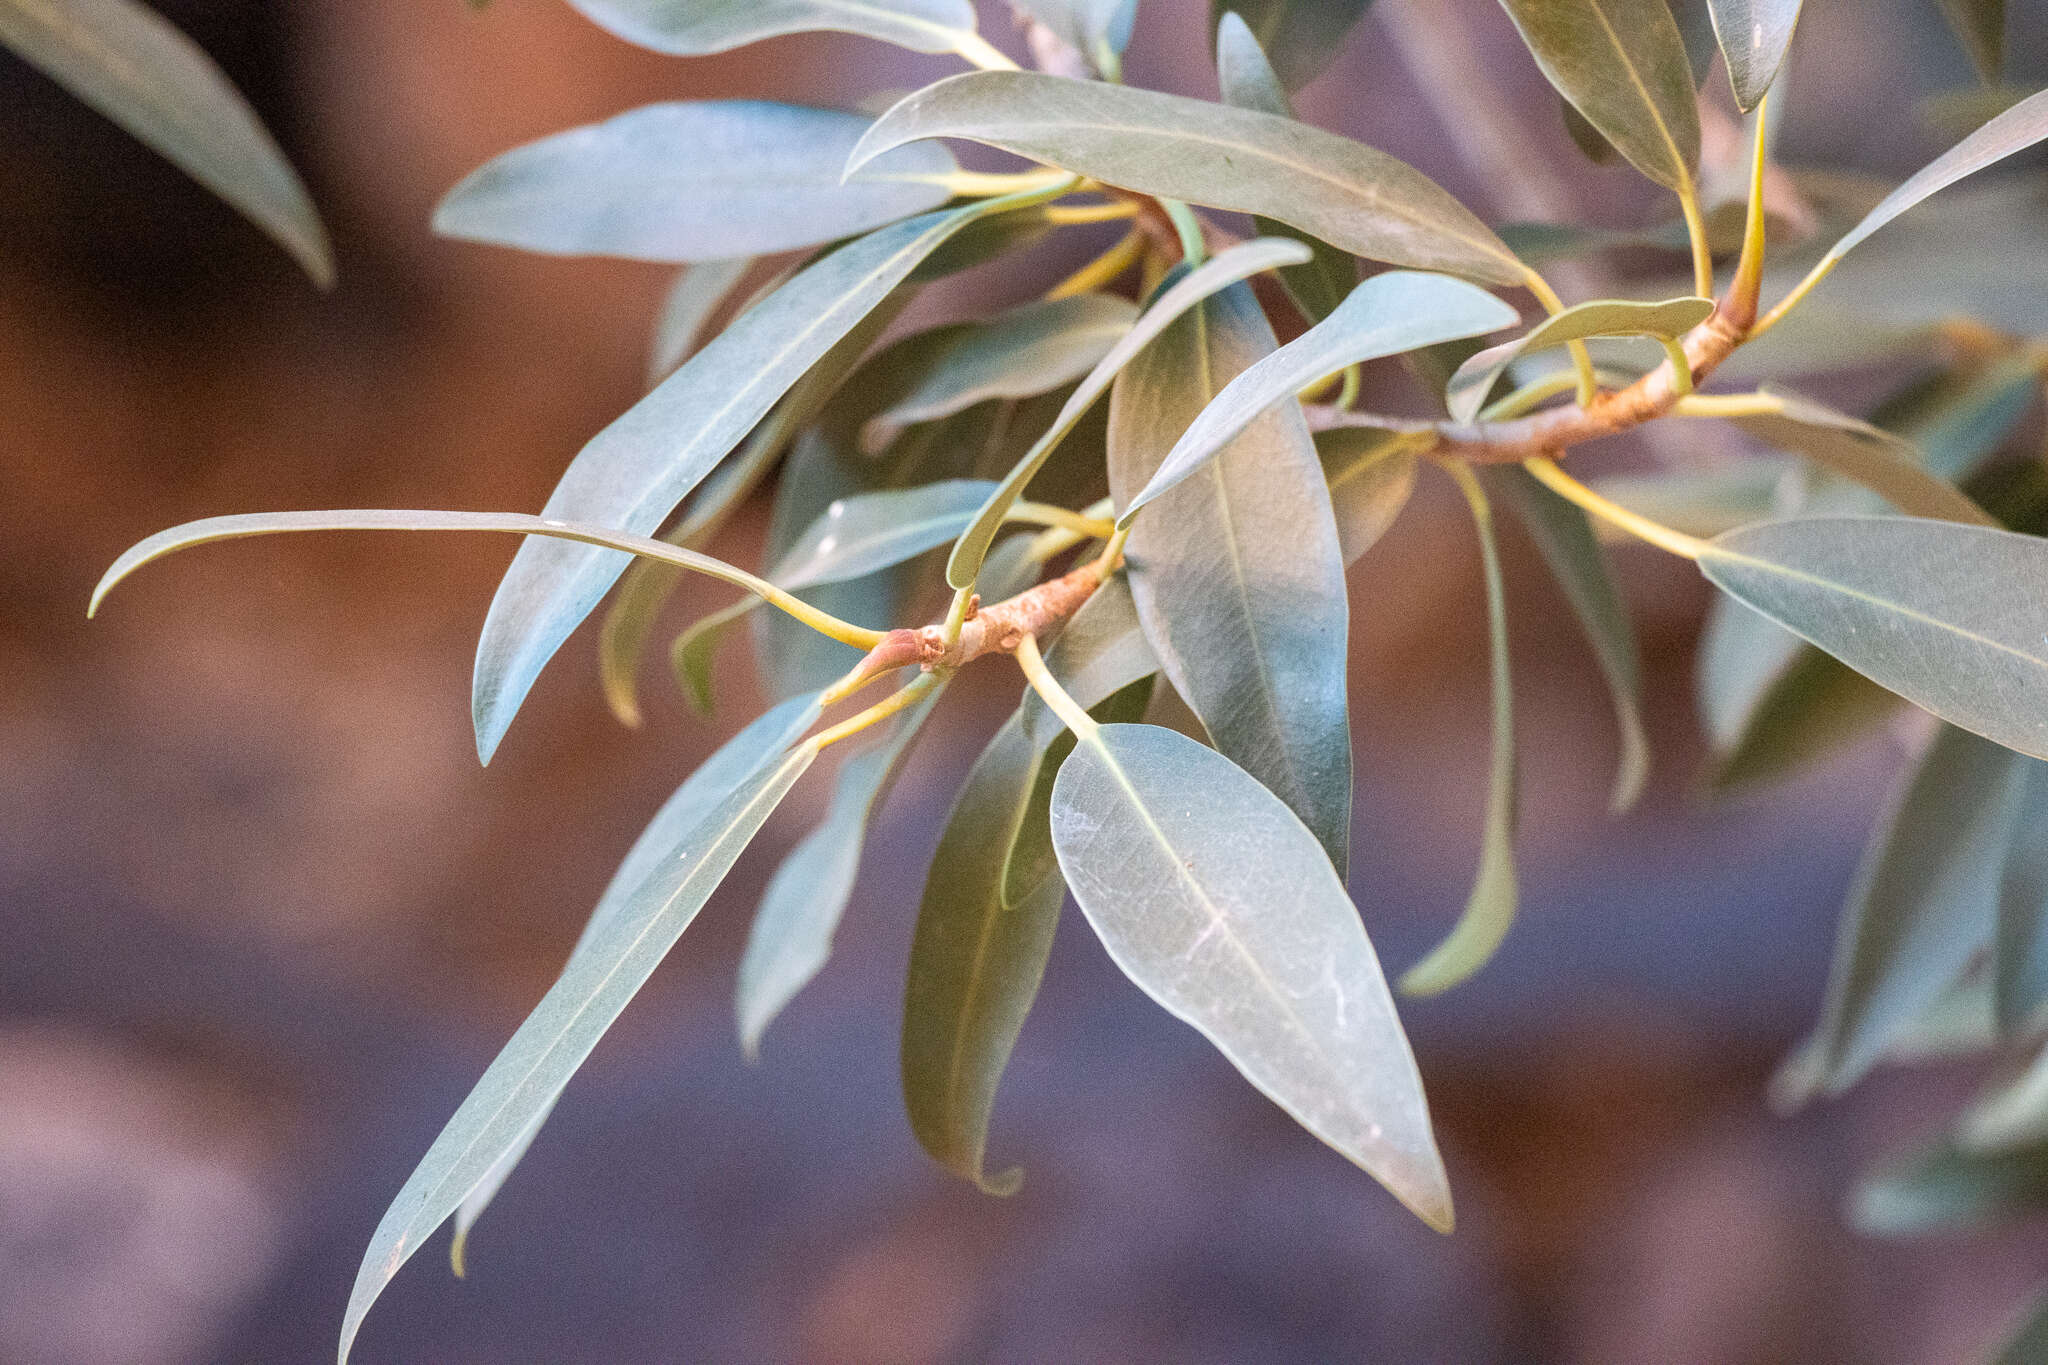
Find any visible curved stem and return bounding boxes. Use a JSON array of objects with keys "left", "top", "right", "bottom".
[
  {"left": 1047, "top": 227, "right": 1143, "bottom": 299},
  {"left": 1677, "top": 181, "right": 1715, "bottom": 300},
  {"left": 1162, "top": 200, "right": 1206, "bottom": 265},
  {"left": 1010, "top": 501, "right": 1117, "bottom": 538},
  {"left": 1044, "top": 201, "right": 1141, "bottom": 225},
  {"left": 1524, "top": 270, "right": 1598, "bottom": 406},
  {"left": 1521, "top": 457, "right": 1708, "bottom": 560},
  {"left": 1015, "top": 633, "right": 1100, "bottom": 740},
  {"left": 951, "top": 30, "right": 1021, "bottom": 71},
  {"left": 807, "top": 671, "right": 944, "bottom": 752}
]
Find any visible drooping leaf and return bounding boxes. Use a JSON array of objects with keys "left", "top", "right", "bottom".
[
  {"left": 850, "top": 72, "right": 1530, "bottom": 286},
  {"left": 1120, "top": 271, "right": 1518, "bottom": 521},
  {"left": 1003, "top": 674, "right": 1155, "bottom": 912},
  {"left": 1489, "top": 465, "right": 1648, "bottom": 811},
  {"left": 648, "top": 259, "right": 753, "bottom": 385},
  {"left": 0, "top": 0, "right": 331, "bottom": 285},
  {"left": 1996, "top": 760, "right": 2048, "bottom": 1034},
  {"left": 1108, "top": 281, "right": 1354, "bottom": 871},
  {"left": 1933, "top": 0, "right": 2005, "bottom": 82},
  {"left": 1702, "top": 639, "right": 1900, "bottom": 793},
  {"left": 470, "top": 179, "right": 1067, "bottom": 762},
  {"left": 1705, "top": 0, "right": 1802, "bottom": 111},
  {"left": 1212, "top": 0, "right": 1375, "bottom": 90},
  {"left": 1958, "top": 1044, "right": 2048, "bottom": 1153},
  {"left": 1317, "top": 428, "right": 1422, "bottom": 566},
  {"left": 435, "top": 103, "right": 958, "bottom": 263},
  {"left": 1799, "top": 724, "right": 2026, "bottom": 1095},
  {"left": 1723, "top": 390, "right": 1997, "bottom": 525},
  {"left": 568, "top": 0, "right": 984, "bottom": 56},
  {"left": 1445, "top": 295, "right": 1712, "bottom": 424},
  {"left": 1011, "top": 0, "right": 1136, "bottom": 78},
  {"left": 1496, "top": 0, "right": 1702, "bottom": 194},
  {"left": 1051, "top": 722, "right": 1450, "bottom": 1230},
  {"left": 1851, "top": 1137, "right": 2048, "bottom": 1237},
  {"left": 339, "top": 723, "right": 818, "bottom": 1364},
  {"left": 1400, "top": 469, "right": 1518, "bottom": 995}
]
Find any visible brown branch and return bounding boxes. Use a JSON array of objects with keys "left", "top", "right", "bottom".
[{"left": 838, "top": 557, "right": 1110, "bottom": 692}]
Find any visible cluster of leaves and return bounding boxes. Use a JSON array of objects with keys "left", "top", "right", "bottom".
[{"left": 34, "top": 0, "right": 2048, "bottom": 1358}]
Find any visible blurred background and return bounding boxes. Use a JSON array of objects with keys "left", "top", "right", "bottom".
[{"left": 4, "top": 1, "right": 2047, "bottom": 1361}]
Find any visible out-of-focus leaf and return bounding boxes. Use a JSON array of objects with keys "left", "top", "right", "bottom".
[
  {"left": 435, "top": 103, "right": 958, "bottom": 262},
  {"left": 1933, "top": 0, "right": 2005, "bottom": 82},
  {"left": 1705, "top": 0, "right": 1801, "bottom": 111},
  {"left": 850, "top": 72, "right": 1529, "bottom": 286},
  {"left": 470, "top": 180, "right": 1067, "bottom": 763},
  {"left": 569, "top": 0, "right": 983, "bottom": 56},
  {"left": 1213, "top": 12, "right": 1357, "bottom": 323},
  {"left": 1446, "top": 295, "right": 1712, "bottom": 423},
  {"left": 1489, "top": 465, "right": 1648, "bottom": 812},
  {"left": 1992, "top": 1291, "right": 2048, "bottom": 1365},
  {"left": 1012, "top": 0, "right": 1136, "bottom": 78},
  {"left": 1495, "top": 219, "right": 1691, "bottom": 264},
  {"left": 1703, "top": 641, "right": 1899, "bottom": 793},
  {"left": 1317, "top": 428, "right": 1421, "bottom": 565},
  {"left": 1590, "top": 463, "right": 1792, "bottom": 539},
  {"left": 1496, "top": 0, "right": 1702, "bottom": 194},
  {"left": 1109, "top": 281, "right": 1354, "bottom": 871},
  {"left": 0, "top": 0, "right": 332, "bottom": 285},
  {"left": 1996, "top": 760, "right": 2048, "bottom": 1034},
  {"left": 1723, "top": 390, "right": 1996, "bottom": 525},
  {"left": 1052, "top": 722, "right": 1450, "bottom": 1229},
  {"left": 1959, "top": 1044, "right": 2048, "bottom": 1153},
  {"left": 1897, "top": 354, "right": 2043, "bottom": 483},
  {"left": 1799, "top": 724, "right": 2026, "bottom": 1095},
  {"left": 1919, "top": 83, "right": 2038, "bottom": 139},
  {"left": 1698, "top": 517, "right": 2048, "bottom": 761},
  {"left": 1401, "top": 470, "right": 1518, "bottom": 995},
  {"left": 1851, "top": 1138, "right": 2048, "bottom": 1237},
  {"left": 340, "top": 714, "right": 818, "bottom": 1364},
  {"left": 648, "top": 259, "right": 752, "bottom": 385},
  {"left": 1212, "top": 0, "right": 1373, "bottom": 90},
  {"left": 1121, "top": 271, "right": 1517, "bottom": 521}
]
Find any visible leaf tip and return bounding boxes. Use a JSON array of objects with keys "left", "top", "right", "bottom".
[
  {"left": 449, "top": 1228, "right": 469, "bottom": 1279},
  {"left": 977, "top": 1164, "right": 1025, "bottom": 1198}
]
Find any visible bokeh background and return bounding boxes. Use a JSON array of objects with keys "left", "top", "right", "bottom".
[{"left": 4, "top": 1, "right": 2047, "bottom": 1361}]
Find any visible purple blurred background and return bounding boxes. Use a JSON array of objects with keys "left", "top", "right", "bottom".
[{"left": 3, "top": 1, "right": 2046, "bottom": 1361}]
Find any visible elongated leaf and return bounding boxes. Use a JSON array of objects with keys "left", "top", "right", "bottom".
[
  {"left": 945, "top": 237, "right": 1313, "bottom": 590},
  {"left": 1591, "top": 463, "right": 1792, "bottom": 540},
  {"left": 435, "top": 103, "right": 956, "bottom": 263},
  {"left": 1703, "top": 640, "right": 1899, "bottom": 792},
  {"left": 471, "top": 180, "right": 1067, "bottom": 762},
  {"left": 1724, "top": 391, "right": 1996, "bottom": 526},
  {"left": 776, "top": 479, "right": 995, "bottom": 589},
  {"left": 1214, "top": 0, "right": 1374, "bottom": 90},
  {"left": 1490, "top": 466, "right": 1648, "bottom": 811},
  {"left": 866, "top": 294, "right": 1137, "bottom": 436},
  {"left": 1996, "top": 760, "right": 2048, "bottom": 1034},
  {"left": 1697, "top": 517, "right": 2048, "bottom": 761},
  {"left": 850, "top": 72, "right": 1529, "bottom": 286},
  {"left": 339, "top": 732, "right": 817, "bottom": 1363},
  {"left": 0, "top": 0, "right": 331, "bottom": 285},
  {"left": 1017, "top": 575, "right": 1160, "bottom": 750},
  {"left": 1052, "top": 723, "right": 1450, "bottom": 1230},
  {"left": 1851, "top": 1138, "right": 2048, "bottom": 1237},
  {"left": 1013, "top": 0, "right": 1136, "bottom": 77},
  {"left": 1934, "top": 0, "right": 2005, "bottom": 82},
  {"left": 1497, "top": 0, "right": 1702, "bottom": 193},
  {"left": 1901, "top": 354, "right": 2045, "bottom": 483},
  {"left": 1401, "top": 472, "right": 1518, "bottom": 995},
  {"left": 1959, "top": 1045, "right": 2048, "bottom": 1153},
  {"left": 649, "top": 259, "right": 752, "bottom": 385},
  {"left": 1005, "top": 667, "right": 1156, "bottom": 909},
  {"left": 1800, "top": 724, "right": 2025, "bottom": 1094},
  {"left": 1121, "top": 272, "right": 1517, "bottom": 522},
  {"left": 451, "top": 694, "right": 820, "bottom": 1267},
  {"left": 569, "top": 0, "right": 982, "bottom": 56},
  {"left": 1109, "top": 281, "right": 1354, "bottom": 871},
  {"left": 737, "top": 684, "right": 942, "bottom": 1055},
  {"left": 1706, "top": 0, "right": 1801, "bottom": 111},
  {"left": 1318, "top": 429, "right": 1422, "bottom": 566},
  {"left": 1445, "top": 295, "right": 1712, "bottom": 424}
]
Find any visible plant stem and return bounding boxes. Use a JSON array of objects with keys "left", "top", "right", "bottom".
[
  {"left": 1521, "top": 457, "right": 1709, "bottom": 560},
  {"left": 1162, "top": 200, "right": 1206, "bottom": 265},
  {"left": 1672, "top": 391, "right": 1784, "bottom": 418},
  {"left": 1480, "top": 370, "right": 1581, "bottom": 422},
  {"left": 1015, "top": 633, "right": 1100, "bottom": 740},
  {"left": 1678, "top": 182, "right": 1715, "bottom": 300},
  {"left": 938, "top": 168, "right": 1074, "bottom": 198},
  {"left": 1011, "top": 502, "right": 1117, "bottom": 538},
  {"left": 1726, "top": 93, "right": 1772, "bottom": 326},
  {"left": 951, "top": 30, "right": 1021, "bottom": 71},
  {"left": 1043, "top": 201, "right": 1141, "bottom": 225},
  {"left": 807, "top": 671, "right": 944, "bottom": 752},
  {"left": 1524, "top": 270, "right": 1599, "bottom": 406},
  {"left": 1047, "top": 227, "right": 1143, "bottom": 299},
  {"left": 1748, "top": 258, "right": 1835, "bottom": 341}
]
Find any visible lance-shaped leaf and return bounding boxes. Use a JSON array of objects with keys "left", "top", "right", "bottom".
[
  {"left": 435, "top": 103, "right": 958, "bottom": 263},
  {"left": 470, "top": 180, "right": 1067, "bottom": 763},
  {"left": 1120, "top": 272, "right": 1518, "bottom": 522},
  {"left": 777, "top": 479, "right": 997, "bottom": 588},
  {"left": 1696, "top": 517, "right": 2048, "bottom": 761},
  {"left": 1958, "top": 1045, "right": 2048, "bottom": 1153},
  {"left": 451, "top": 694, "right": 820, "bottom": 1269},
  {"left": 1721, "top": 391, "right": 1997, "bottom": 526},
  {"left": 0, "top": 0, "right": 331, "bottom": 285},
  {"left": 1051, "top": 722, "right": 1450, "bottom": 1231},
  {"left": 1702, "top": 638, "right": 1899, "bottom": 793},
  {"left": 1401, "top": 470, "right": 1518, "bottom": 995},
  {"left": 1213, "top": 0, "right": 1375, "bottom": 90},
  {"left": 569, "top": 0, "right": 984, "bottom": 56},
  {"left": 1489, "top": 466, "right": 1648, "bottom": 812},
  {"left": 945, "top": 237, "right": 1313, "bottom": 591},
  {"left": 1109, "top": 281, "right": 1354, "bottom": 871},
  {"left": 1012, "top": 0, "right": 1136, "bottom": 77},
  {"left": 1996, "top": 760, "right": 2048, "bottom": 1035},
  {"left": 1445, "top": 295, "right": 1712, "bottom": 424},
  {"left": 1497, "top": 0, "right": 1702, "bottom": 194},
  {"left": 1934, "top": 0, "right": 2005, "bottom": 82},
  {"left": 737, "top": 683, "right": 943, "bottom": 1056},
  {"left": 1799, "top": 724, "right": 2026, "bottom": 1095},
  {"left": 1318, "top": 429, "right": 1422, "bottom": 566},
  {"left": 1213, "top": 12, "right": 1357, "bottom": 323},
  {"left": 648, "top": 259, "right": 752, "bottom": 385},
  {"left": 338, "top": 726, "right": 818, "bottom": 1364},
  {"left": 849, "top": 72, "right": 1529, "bottom": 286},
  {"left": 1851, "top": 1138, "right": 2048, "bottom": 1237},
  {"left": 865, "top": 294, "right": 1137, "bottom": 438},
  {"left": 1706, "top": 0, "right": 1802, "bottom": 111}
]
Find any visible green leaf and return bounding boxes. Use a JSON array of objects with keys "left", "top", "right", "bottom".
[
  {"left": 1051, "top": 723, "right": 1450, "bottom": 1231},
  {"left": 1705, "top": 0, "right": 1802, "bottom": 111},
  {"left": 736, "top": 683, "right": 943, "bottom": 1056},
  {"left": 1445, "top": 294, "right": 1711, "bottom": 424},
  {"left": 1897, "top": 353, "right": 2045, "bottom": 483},
  {"left": 850, "top": 72, "right": 1530, "bottom": 286},
  {"left": 339, "top": 715, "right": 818, "bottom": 1364},
  {"left": 1851, "top": 1138, "right": 2048, "bottom": 1237},
  {"left": 1400, "top": 470, "right": 1518, "bottom": 995},
  {"left": 1958, "top": 1043, "right": 2048, "bottom": 1153},
  {"left": 1012, "top": 0, "right": 1136, "bottom": 78},
  {"left": 1109, "top": 281, "right": 1354, "bottom": 871},
  {"left": 1996, "top": 759, "right": 2048, "bottom": 1034},
  {"left": 945, "top": 237, "right": 1313, "bottom": 591},
  {"left": 1496, "top": 0, "right": 1702, "bottom": 194},
  {"left": 1701, "top": 638, "right": 1899, "bottom": 793},
  {"left": 568, "top": 0, "right": 983, "bottom": 56},
  {"left": 1697, "top": 517, "right": 2048, "bottom": 762},
  {"left": 1800, "top": 724, "right": 2025, "bottom": 1095},
  {"left": 1933, "top": 0, "right": 2005, "bottom": 82},
  {"left": 1722, "top": 390, "right": 1997, "bottom": 526},
  {"left": 1489, "top": 466, "right": 1648, "bottom": 812},
  {"left": 1213, "top": 0, "right": 1374, "bottom": 90},
  {"left": 1317, "top": 428, "right": 1421, "bottom": 566},
  {"left": 450, "top": 693, "right": 820, "bottom": 1269},
  {"left": 435, "top": 102, "right": 958, "bottom": 263},
  {"left": 648, "top": 259, "right": 752, "bottom": 385},
  {"left": 1590, "top": 463, "right": 1793, "bottom": 540},
  {"left": 1017, "top": 575, "right": 1160, "bottom": 750},
  {"left": 1559, "top": 96, "right": 1620, "bottom": 164},
  {"left": 776, "top": 479, "right": 997, "bottom": 589},
  {"left": 0, "top": 0, "right": 331, "bottom": 285},
  {"left": 866, "top": 294, "right": 1137, "bottom": 437},
  {"left": 1120, "top": 271, "right": 1518, "bottom": 522},
  {"left": 470, "top": 179, "right": 1067, "bottom": 762}
]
